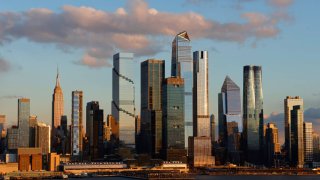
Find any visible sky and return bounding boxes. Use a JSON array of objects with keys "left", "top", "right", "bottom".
[{"left": 0, "top": 0, "right": 320, "bottom": 144}]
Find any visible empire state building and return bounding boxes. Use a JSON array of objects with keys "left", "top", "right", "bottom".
[{"left": 52, "top": 69, "right": 64, "bottom": 129}]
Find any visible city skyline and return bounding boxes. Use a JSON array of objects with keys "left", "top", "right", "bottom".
[{"left": 1, "top": 0, "right": 320, "bottom": 145}]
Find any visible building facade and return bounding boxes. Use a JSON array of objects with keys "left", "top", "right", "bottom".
[
  {"left": 243, "top": 66, "right": 264, "bottom": 163},
  {"left": 18, "top": 98, "right": 30, "bottom": 147},
  {"left": 265, "top": 123, "right": 280, "bottom": 167},
  {"left": 35, "top": 122, "right": 51, "bottom": 154},
  {"left": 171, "top": 31, "right": 193, "bottom": 148},
  {"left": 112, "top": 52, "right": 136, "bottom": 147},
  {"left": 291, "top": 105, "right": 304, "bottom": 168},
  {"left": 189, "top": 51, "right": 214, "bottom": 167},
  {"left": 304, "top": 122, "right": 313, "bottom": 164},
  {"left": 140, "top": 59, "right": 165, "bottom": 156},
  {"left": 162, "top": 77, "right": 186, "bottom": 162},
  {"left": 284, "top": 96, "right": 304, "bottom": 163},
  {"left": 71, "top": 91, "right": 83, "bottom": 159}
]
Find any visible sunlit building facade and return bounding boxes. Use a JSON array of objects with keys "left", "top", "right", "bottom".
[
  {"left": 112, "top": 52, "right": 136, "bottom": 147},
  {"left": 71, "top": 90, "right": 83, "bottom": 159},
  {"left": 140, "top": 59, "right": 165, "bottom": 157},
  {"left": 171, "top": 31, "right": 193, "bottom": 148},
  {"left": 284, "top": 96, "right": 304, "bottom": 163},
  {"left": 18, "top": 98, "right": 30, "bottom": 147},
  {"left": 304, "top": 122, "right": 313, "bottom": 163},
  {"left": 291, "top": 105, "right": 304, "bottom": 168},
  {"left": 265, "top": 123, "right": 280, "bottom": 167},
  {"left": 243, "top": 65, "right": 264, "bottom": 163},
  {"left": 35, "top": 122, "right": 51, "bottom": 154},
  {"left": 189, "top": 51, "right": 214, "bottom": 167}
]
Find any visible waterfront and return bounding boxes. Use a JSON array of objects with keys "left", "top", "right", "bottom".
[{"left": 70, "top": 175, "right": 320, "bottom": 180}]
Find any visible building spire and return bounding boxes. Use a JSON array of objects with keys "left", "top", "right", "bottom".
[{"left": 56, "top": 66, "right": 60, "bottom": 87}]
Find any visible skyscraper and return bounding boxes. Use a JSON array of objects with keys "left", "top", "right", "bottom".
[
  {"left": 210, "top": 114, "right": 215, "bottom": 155},
  {"left": 265, "top": 123, "right": 280, "bottom": 167},
  {"left": 112, "top": 52, "right": 136, "bottom": 147},
  {"left": 218, "top": 76, "right": 242, "bottom": 150},
  {"left": 86, "top": 101, "right": 99, "bottom": 158},
  {"left": 93, "top": 109, "right": 104, "bottom": 160},
  {"left": 291, "top": 105, "right": 304, "bottom": 168},
  {"left": 35, "top": 122, "right": 51, "bottom": 154},
  {"left": 304, "top": 122, "right": 313, "bottom": 164},
  {"left": 171, "top": 31, "right": 193, "bottom": 148},
  {"left": 162, "top": 77, "right": 186, "bottom": 162},
  {"left": 243, "top": 65, "right": 264, "bottom": 163},
  {"left": 71, "top": 91, "right": 83, "bottom": 160},
  {"left": 52, "top": 68, "right": 64, "bottom": 129},
  {"left": 140, "top": 59, "right": 165, "bottom": 156},
  {"left": 284, "top": 96, "right": 304, "bottom": 163},
  {"left": 189, "top": 51, "right": 214, "bottom": 167},
  {"left": 313, "top": 132, "right": 320, "bottom": 162},
  {"left": 7, "top": 126, "right": 19, "bottom": 152},
  {"left": 18, "top": 98, "right": 30, "bottom": 147}
]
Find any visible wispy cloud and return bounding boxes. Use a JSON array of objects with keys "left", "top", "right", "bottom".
[
  {"left": 0, "top": 0, "right": 294, "bottom": 68},
  {"left": 0, "top": 58, "right": 11, "bottom": 73}
]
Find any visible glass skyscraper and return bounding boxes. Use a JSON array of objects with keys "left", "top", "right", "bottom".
[
  {"left": 112, "top": 52, "right": 136, "bottom": 146},
  {"left": 162, "top": 77, "right": 186, "bottom": 162},
  {"left": 304, "top": 122, "right": 313, "bottom": 164},
  {"left": 171, "top": 31, "right": 193, "bottom": 148},
  {"left": 18, "top": 98, "right": 30, "bottom": 147},
  {"left": 243, "top": 65, "right": 264, "bottom": 163},
  {"left": 189, "top": 51, "right": 214, "bottom": 167},
  {"left": 140, "top": 59, "right": 165, "bottom": 157},
  {"left": 291, "top": 105, "right": 304, "bottom": 168},
  {"left": 71, "top": 90, "right": 83, "bottom": 159},
  {"left": 218, "top": 76, "right": 242, "bottom": 150}
]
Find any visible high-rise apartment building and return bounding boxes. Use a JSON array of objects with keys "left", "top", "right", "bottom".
[
  {"left": 291, "top": 105, "right": 304, "bottom": 168},
  {"left": 171, "top": 31, "right": 193, "bottom": 148},
  {"left": 265, "top": 123, "right": 280, "bottom": 167},
  {"left": 18, "top": 98, "right": 30, "bottom": 147},
  {"left": 162, "top": 77, "right": 186, "bottom": 162},
  {"left": 304, "top": 122, "right": 313, "bottom": 164},
  {"left": 189, "top": 51, "right": 214, "bottom": 167},
  {"left": 92, "top": 109, "right": 104, "bottom": 160},
  {"left": 35, "top": 122, "right": 51, "bottom": 154},
  {"left": 112, "top": 52, "right": 136, "bottom": 147},
  {"left": 86, "top": 101, "right": 99, "bottom": 158},
  {"left": 7, "top": 126, "right": 19, "bottom": 151},
  {"left": 140, "top": 59, "right": 165, "bottom": 156},
  {"left": 71, "top": 91, "right": 83, "bottom": 159},
  {"left": 243, "top": 65, "right": 264, "bottom": 163},
  {"left": 284, "top": 96, "right": 304, "bottom": 163}
]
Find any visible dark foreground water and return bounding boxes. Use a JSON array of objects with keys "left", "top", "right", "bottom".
[{"left": 70, "top": 175, "right": 320, "bottom": 180}]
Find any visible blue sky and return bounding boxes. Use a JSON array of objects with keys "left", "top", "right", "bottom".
[{"left": 0, "top": 0, "right": 319, "bottom": 143}]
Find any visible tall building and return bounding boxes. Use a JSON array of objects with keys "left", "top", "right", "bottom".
[
  {"left": 284, "top": 96, "right": 304, "bottom": 163},
  {"left": 112, "top": 52, "right": 136, "bottom": 147},
  {"left": 189, "top": 51, "right": 214, "bottom": 167},
  {"left": 52, "top": 68, "right": 64, "bottom": 129},
  {"left": 162, "top": 77, "right": 186, "bottom": 162},
  {"left": 218, "top": 76, "right": 241, "bottom": 150},
  {"left": 291, "top": 105, "right": 304, "bottom": 168},
  {"left": 265, "top": 123, "right": 280, "bottom": 167},
  {"left": 140, "top": 59, "right": 165, "bottom": 156},
  {"left": 71, "top": 91, "right": 83, "bottom": 159},
  {"left": 304, "top": 122, "right": 313, "bottom": 164},
  {"left": 7, "top": 126, "right": 19, "bottom": 151},
  {"left": 29, "top": 115, "right": 38, "bottom": 147},
  {"left": 243, "top": 66, "right": 264, "bottom": 163},
  {"left": 0, "top": 115, "right": 5, "bottom": 133},
  {"left": 92, "top": 109, "right": 104, "bottom": 160},
  {"left": 35, "top": 122, "right": 51, "bottom": 154},
  {"left": 313, "top": 132, "right": 320, "bottom": 161},
  {"left": 18, "top": 98, "right": 30, "bottom": 147},
  {"left": 60, "top": 115, "right": 69, "bottom": 155},
  {"left": 171, "top": 31, "right": 193, "bottom": 148},
  {"left": 86, "top": 101, "right": 99, "bottom": 158},
  {"left": 210, "top": 114, "right": 215, "bottom": 154}
]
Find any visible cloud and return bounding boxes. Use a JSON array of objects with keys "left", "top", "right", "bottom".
[
  {"left": 0, "top": 58, "right": 11, "bottom": 73},
  {"left": 0, "top": 95, "right": 23, "bottom": 99},
  {"left": 0, "top": 0, "right": 294, "bottom": 68},
  {"left": 267, "top": 0, "right": 294, "bottom": 8}
]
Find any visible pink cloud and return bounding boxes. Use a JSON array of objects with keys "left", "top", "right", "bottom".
[
  {"left": 0, "top": 0, "right": 294, "bottom": 68},
  {"left": 267, "top": 0, "right": 294, "bottom": 8}
]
